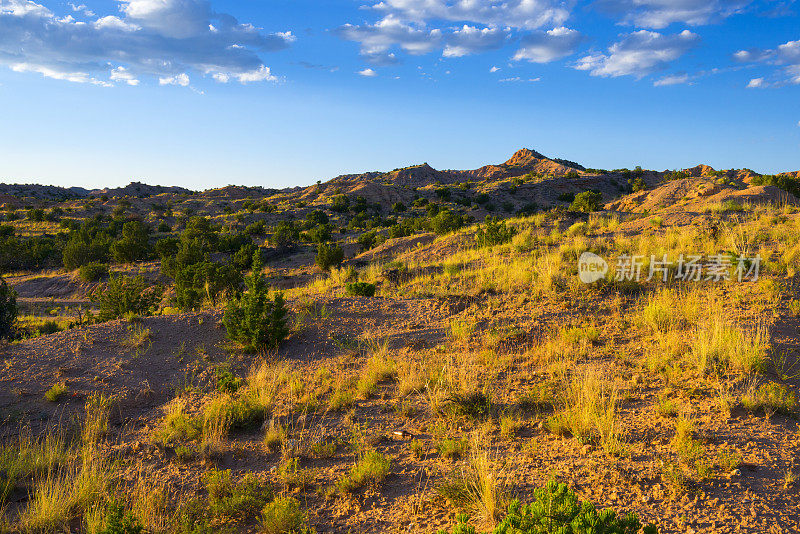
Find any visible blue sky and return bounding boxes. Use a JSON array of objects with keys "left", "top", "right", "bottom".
[{"left": 0, "top": 0, "right": 798, "bottom": 189}]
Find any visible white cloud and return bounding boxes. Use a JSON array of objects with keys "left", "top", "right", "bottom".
[
  {"left": 69, "top": 3, "right": 94, "bottom": 17},
  {"left": 0, "top": 0, "right": 292, "bottom": 86},
  {"left": 340, "top": 0, "right": 574, "bottom": 65},
  {"left": 734, "top": 39, "right": 800, "bottom": 85},
  {"left": 371, "top": 0, "right": 571, "bottom": 30},
  {"left": 93, "top": 15, "right": 139, "bottom": 32},
  {"left": 746, "top": 77, "right": 765, "bottom": 88},
  {"left": 359, "top": 68, "right": 378, "bottom": 77},
  {"left": 233, "top": 65, "right": 278, "bottom": 83},
  {"left": 159, "top": 73, "right": 190, "bottom": 86},
  {"left": 110, "top": 66, "right": 139, "bottom": 85},
  {"left": 654, "top": 73, "right": 689, "bottom": 86},
  {"left": 499, "top": 76, "right": 541, "bottom": 82},
  {"left": 490, "top": 66, "right": 500, "bottom": 72},
  {"left": 11, "top": 62, "right": 112, "bottom": 86},
  {"left": 335, "top": 15, "right": 443, "bottom": 63},
  {"left": 443, "top": 25, "right": 508, "bottom": 57},
  {"left": 593, "top": 0, "right": 752, "bottom": 29},
  {"left": 513, "top": 27, "right": 582, "bottom": 63},
  {"left": 575, "top": 29, "right": 699, "bottom": 78}
]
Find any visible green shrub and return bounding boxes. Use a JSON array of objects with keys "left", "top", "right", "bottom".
[
  {"left": 232, "top": 244, "right": 259, "bottom": 270},
  {"left": 629, "top": 177, "right": 646, "bottom": 192},
  {"left": 44, "top": 383, "right": 67, "bottom": 402},
  {"left": 741, "top": 382, "right": 797, "bottom": 415},
  {"left": 430, "top": 209, "right": 465, "bottom": 235},
  {"left": 438, "top": 480, "right": 657, "bottom": 534},
  {"left": 62, "top": 231, "right": 111, "bottom": 269},
  {"left": 569, "top": 191, "right": 603, "bottom": 213},
  {"left": 304, "top": 223, "right": 332, "bottom": 244},
  {"left": 94, "top": 275, "right": 163, "bottom": 321},
  {"left": 331, "top": 194, "right": 350, "bottom": 213},
  {"left": 111, "top": 220, "right": 150, "bottom": 263},
  {"left": 436, "top": 437, "right": 468, "bottom": 460},
  {"left": 223, "top": 256, "right": 288, "bottom": 353},
  {"left": 270, "top": 221, "right": 300, "bottom": 250},
  {"left": 216, "top": 367, "right": 242, "bottom": 394},
  {"left": 98, "top": 499, "right": 144, "bottom": 534},
  {"left": 205, "top": 469, "right": 271, "bottom": 520},
  {"left": 261, "top": 497, "right": 311, "bottom": 534},
  {"left": 336, "top": 451, "right": 390, "bottom": 494},
  {"left": 315, "top": 243, "right": 344, "bottom": 271},
  {"left": 448, "top": 391, "right": 491, "bottom": 419},
  {"left": 79, "top": 262, "right": 109, "bottom": 282},
  {"left": 175, "top": 260, "right": 241, "bottom": 310},
  {"left": 26, "top": 208, "right": 45, "bottom": 222},
  {"left": 475, "top": 216, "right": 517, "bottom": 248},
  {"left": 751, "top": 174, "right": 800, "bottom": 197},
  {"left": 357, "top": 230, "right": 380, "bottom": 251},
  {"left": 0, "top": 278, "right": 17, "bottom": 340},
  {"left": 346, "top": 282, "right": 376, "bottom": 297}
]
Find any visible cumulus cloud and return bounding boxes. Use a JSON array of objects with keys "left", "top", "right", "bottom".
[
  {"left": 159, "top": 73, "right": 190, "bottom": 86},
  {"left": 340, "top": 0, "right": 575, "bottom": 65},
  {"left": 746, "top": 76, "right": 766, "bottom": 88},
  {"left": 359, "top": 68, "right": 378, "bottom": 77},
  {"left": 371, "top": 0, "right": 571, "bottom": 30},
  {"left": 575, "top": 29, "right": 699, "bottom": 78},
  {"left": 110, "top": 66, "right": 139, "bottom": 85},
  {"left": 335, "top": 15, "right": 442, "bottom": 64},
  {"left": 734, "top": 39, "right": 800, "bottom": 85},
  {"left": 593, "top": 0, "right": 752, "bottom": 29},
  {"left": 0, "top": 0, "right": 293, "bottom": 86},
  {"left": 490, "top": 66, "right": 500, "bottom": 72},
  {"left": 443, "top": 25, "right": 508, "bottom": 57},
  {"left": 513, "top": 27, "right": 582, "bottom": 63}
]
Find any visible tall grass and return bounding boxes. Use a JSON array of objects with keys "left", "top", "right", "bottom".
[
  {"left": 436, "top": 432, "right": 511, "bottom": 528},
  {"left": 691, "top": 318, "right": 767, "bottom": 376},
  {"left": 549, "top": 367, "right": 622, "bottom": 454}
]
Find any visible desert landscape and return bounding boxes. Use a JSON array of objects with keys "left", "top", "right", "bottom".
[{"left": 0, "top": 148, "right": 798, "bottom": 533}]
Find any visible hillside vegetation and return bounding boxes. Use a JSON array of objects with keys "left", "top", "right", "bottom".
[{"left": 0, "top": 149, "right": 799, "bottom": 533}]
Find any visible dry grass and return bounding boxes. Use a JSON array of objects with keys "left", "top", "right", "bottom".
[
  {"left": 436, "top": 432, "right": 512, "bottom": 528},
  {"left": 548, "top": 366, "right": 623, "bottom": 454}
]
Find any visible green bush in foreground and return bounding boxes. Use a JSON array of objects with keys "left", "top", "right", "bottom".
[{"left": 439, "top": 480, "right": 657, "bottom": 534}]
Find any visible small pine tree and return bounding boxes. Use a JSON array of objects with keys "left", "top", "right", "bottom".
[
  {"left": 223, "top": 253, "right": 289, "bottom": 353},
  {"left": 315, "top": 243, "right": 344, "bottom": 271}
]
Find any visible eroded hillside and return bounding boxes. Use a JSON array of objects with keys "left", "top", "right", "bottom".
[{"left": 1, "top": 150, "right": 799, "bottom": 534}]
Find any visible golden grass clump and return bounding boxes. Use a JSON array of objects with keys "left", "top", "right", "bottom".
[{"left": 548, "top": 366, "right": 623, "bottom": 454}]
